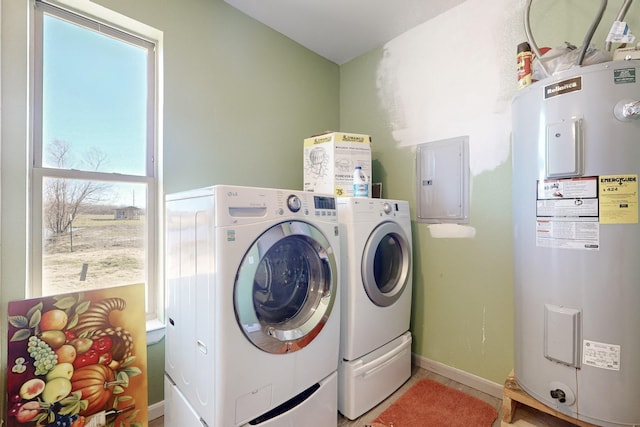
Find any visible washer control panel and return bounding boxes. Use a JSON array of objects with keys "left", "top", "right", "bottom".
[
  {"left": 280, "top": 191, "right": 337, "bottom": 219},
  {"left": 287, "top": 194, "right": 302, "bottom": 212}
]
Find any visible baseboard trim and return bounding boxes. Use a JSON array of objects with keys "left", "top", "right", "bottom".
[
  {"left": 149, "top": 400, "right": 164, "bottom": 421},
  {"left": 412, "top": 353, "right": 503, "bottom": 399}
]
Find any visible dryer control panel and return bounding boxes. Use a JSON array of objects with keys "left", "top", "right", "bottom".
[{"left": 337, "top": 197, "right": 410, "bottom": 222}]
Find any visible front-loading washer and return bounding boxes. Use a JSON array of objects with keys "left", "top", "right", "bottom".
[
  {"left": 164, "top": 185, "right": 341, "bottom": 427},
  {"left": 337, "top": 197, "right": 413, "bottom": 420}
]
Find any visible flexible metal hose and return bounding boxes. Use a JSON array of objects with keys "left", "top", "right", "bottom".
[
  {"left": 524, "top": 0, "right": 551, "bottom": 78},
  {"left": 524, "top": 0, "right": 609, "bottom": 77},
  {"left": 576, "top": 0, "right": 608, "bottom": 65}
]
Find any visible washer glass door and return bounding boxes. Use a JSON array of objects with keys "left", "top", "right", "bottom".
[
  {"left": 362, "top": 221, "right": 411, "bottom": 307},
  {"left": 235, "top": 221, "right": 337, "bottom": 354}
]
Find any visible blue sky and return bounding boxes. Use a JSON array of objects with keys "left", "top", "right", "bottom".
[
  {"left": 43, "top": 14, "right": 146, "bottom": 175},
  {"left": 42, "top": 14, "right": 149, "bottom": 206}
]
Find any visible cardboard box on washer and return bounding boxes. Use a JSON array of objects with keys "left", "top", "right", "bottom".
[{"left": 303, "top": 131, "right": 372, "bottom": 197}]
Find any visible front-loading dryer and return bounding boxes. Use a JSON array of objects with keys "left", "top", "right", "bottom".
[
  {"left": 164, "top": 185, "right": 341, "bottom": 427},
  {"left": 337, "top": 197, "right": 413, "bottom": 420}
]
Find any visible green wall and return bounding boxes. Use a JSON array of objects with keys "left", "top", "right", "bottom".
[{"left": 92, "top": 0, "right": 340, "bottom": 194}]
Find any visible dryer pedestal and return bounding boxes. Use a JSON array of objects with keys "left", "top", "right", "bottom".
[
  {"left": 164, "top": 374, "right": 202, "bottom": 427},
  {"left": 241, "top": 371, "right": 338, "bottom": 427},
  {"left": 166, "top": 371, "right": 338, "bottom": 427},
  {"left": 338, "top": 332, "right": 412, "bottom": 420}
]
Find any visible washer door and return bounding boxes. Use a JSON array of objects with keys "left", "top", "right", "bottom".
[
  {"left": 235, "top": 221, "right": 337, "bottom": 354},
  {"left": 362, "top": 221, "right": 411, "bottom": 307}
]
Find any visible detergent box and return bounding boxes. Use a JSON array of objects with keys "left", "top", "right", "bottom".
[{"left": 303, "top": 132, "right": 372, "bottom": 197}]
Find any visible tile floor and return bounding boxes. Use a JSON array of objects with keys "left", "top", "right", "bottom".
[{"left": 149, "top": 366, "right": 578, "bottom": 426}]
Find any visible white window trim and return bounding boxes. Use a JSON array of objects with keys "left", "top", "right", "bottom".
[{"left": 31, "top": 0, "right": 165, "bottom": 342}]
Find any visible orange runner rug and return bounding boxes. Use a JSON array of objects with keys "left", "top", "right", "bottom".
[{"left": 370, "top": 379, "right": 498, "bottom": 427}]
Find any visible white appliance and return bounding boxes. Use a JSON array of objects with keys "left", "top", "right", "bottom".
[
  {"left": 513, "top": 60, "right": 640, "bottom": 426},
  {"left": 164, "top": 185, "right": 341, "bottom": 427},
  {"left": 336, "top": 197, "right": 413, "bottom": 420}
]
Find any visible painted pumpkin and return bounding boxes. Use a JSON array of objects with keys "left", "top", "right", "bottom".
[{"left": 70, "top": 364, "right": 116, "bottom": 415}]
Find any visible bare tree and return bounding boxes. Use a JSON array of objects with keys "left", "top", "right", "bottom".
[{"left": 43, "top": 140, "right": 110, "bottom": 234}]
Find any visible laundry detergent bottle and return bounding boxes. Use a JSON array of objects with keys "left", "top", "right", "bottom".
[{"left": 352, "top": 166, "right": 369, "bottom": 197}]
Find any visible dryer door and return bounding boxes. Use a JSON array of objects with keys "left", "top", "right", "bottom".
[
  {"left": 362, "top": 221, "right": 411, "bottom": 307},
  {"left": 235, "top": 221, "right": 338, "bottom": 354}
]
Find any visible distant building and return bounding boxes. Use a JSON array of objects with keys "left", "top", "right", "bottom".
[{"left": 114, "top": 206, "right": 142, "bottom": 220}]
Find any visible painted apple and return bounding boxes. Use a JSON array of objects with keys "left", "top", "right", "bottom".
[
  {"left": 55, "top": 344, "right": 77, "bottom": 364},
  {"left": 39, "top": 309, "right": 68, "bottom": 331}
]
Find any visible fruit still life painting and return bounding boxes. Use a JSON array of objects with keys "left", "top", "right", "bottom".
[{"left": 6, "top": 284, "right": 148, "bottom": 427}]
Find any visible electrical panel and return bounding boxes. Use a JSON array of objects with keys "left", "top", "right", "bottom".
[{"left": 416, "top": 136, "right": 469, "bottom": 223}]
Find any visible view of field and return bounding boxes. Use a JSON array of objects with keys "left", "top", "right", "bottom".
[{"left": 42, "top": 213, "right": 145, "bottom": 295}]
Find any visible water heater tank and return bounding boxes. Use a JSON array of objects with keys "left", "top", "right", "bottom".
[{"left": 512, "top": 60, "right": 640, "bottom": 427}]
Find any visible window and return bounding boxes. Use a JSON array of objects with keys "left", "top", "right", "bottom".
[{"left": 32, "top": 1, "right": 159, "bottom": 319}]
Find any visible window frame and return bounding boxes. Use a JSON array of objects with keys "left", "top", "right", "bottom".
[{"left": 31, "top": 0, "right": 161, "bottom": 322}]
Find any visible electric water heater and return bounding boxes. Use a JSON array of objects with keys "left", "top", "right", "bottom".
[{"left": 512, "top": 60, "right": 640, "bottom": 426}]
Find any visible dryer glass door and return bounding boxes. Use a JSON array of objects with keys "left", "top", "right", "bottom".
[
  {"left": 235, "top": 221, "right": 338, "bottom": 354},
  {"left": 362, "top": 222, "right": 411, "bottom": 307}
]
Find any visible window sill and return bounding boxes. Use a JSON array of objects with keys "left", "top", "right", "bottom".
[{"left": 146, "top": 318, "right": 165, "bottom": 346}]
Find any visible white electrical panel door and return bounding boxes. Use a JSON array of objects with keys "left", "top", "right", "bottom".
[{"left": 416, "top": 136, "right": 469, "bottom": 223}]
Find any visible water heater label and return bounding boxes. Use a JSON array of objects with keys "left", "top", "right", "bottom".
[
  {"left": 536, "top": 218, "right": 599, "bottom": 250},
  {"left": 583, "top": 339, "right": 621, "bottom": 371},
  {"left": 537, "top": 177, "right": 597, "bottom": 200},
  {"left": 598, "top": 174, "right": 638, "bottom": 224},
  {"left": 536, "top": 177, "right": 600, "bottom": 250},
  {"left": 614, "top": 67, "right": 636, "bottom": 84}
]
